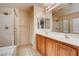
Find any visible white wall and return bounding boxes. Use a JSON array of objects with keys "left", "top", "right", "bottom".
[
  {"left": 33, "top": 4, "right": 52, "bottom": 49},
  {"left": 29, "top": 7, "right": 34, "bottom": 45},
  {"left": 13, "top": 7, "right": 34, "bottom": 46},
  {"left": 18, "top": 9, "right": 30, "bottom": 45}
]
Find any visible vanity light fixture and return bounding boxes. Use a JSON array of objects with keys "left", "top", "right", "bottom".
[{"left": 46, "top": 3, "right": 61, "bottom": 12}]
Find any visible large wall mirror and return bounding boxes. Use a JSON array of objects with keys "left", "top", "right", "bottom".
[
  {"left": 53, "top": 17, "right": 79, "bottom": 33},
  {"left": 52, "top": 3, "right": 79, "bottom": 33}
]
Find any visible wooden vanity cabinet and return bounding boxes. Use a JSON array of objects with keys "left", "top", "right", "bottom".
[
  {"left": 36, "top": 34, "right": 41, "bottom": 52},
  {"left": 40, "top": 35, "right": 46, "bottom": 56},
  {"left": 56, "top": 43, "right": 77, "bottom": 56},
  {"left": 36, "top": 34, "right": 46, "bottom": 56},
  {"left": 46, "top": 38, "right": 57, "bottom": 56},
  {"left": 36, "top": 34, "right": 78, "bottom": 56},
  {"left": 78, "top": 49, "right": 79, "bottom": 55},
  {"left": 46, "top": 38, "right": 77, "bottom": 56}
]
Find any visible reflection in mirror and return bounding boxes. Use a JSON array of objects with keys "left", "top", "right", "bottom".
[
  {"left": 52, "top": 3, "right": 79, "bottom": 33},
  {"left": 72, "top": 18, "right": 79, "bottom": 33},
  {"left": 62, "top": 19, "right": 69, "bottom": 33}
]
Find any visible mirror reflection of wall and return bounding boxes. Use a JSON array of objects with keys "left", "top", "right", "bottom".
[
  {"left": 53, "top": 17, "right": 70, "bottom": 33},
  {"left": 59, "top": 19, "right": 63, "bottom": 32},
  {"left": 72, "top": 18, "right": 79, "bottom": 33},
  {"left": 53, "top": 19, "right": 60, "bottom": 32},
  {"left": 62, "top": 19, "right": 69, "bottom": 33}
]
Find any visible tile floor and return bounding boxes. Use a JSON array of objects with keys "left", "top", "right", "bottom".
[{"left": 17, "top": 45, "right": 41, "bottom": 56}]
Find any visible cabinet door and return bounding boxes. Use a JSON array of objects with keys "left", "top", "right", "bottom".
[
  {"left": 36, "top": 35, "right": 41, "bottom": 52},
  {"left": 36, "top": 35, "right": 39, "bottom": 50},
  {"left": 36, "top": 35, "right": 46, "bottom": 55},
  {"left": 78, "top": 49, "right": 79, "bottom": 56},
  {"left": 46, "top": 38, "right": 57, "bottom": 56},
  {"left": 56, "top": 43, "right": 77, "bottom": 56},
  {"left": 40, "top": 36, "right": 46, "bottom": 56}
]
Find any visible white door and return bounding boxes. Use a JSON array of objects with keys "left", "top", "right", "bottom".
[{"left": 0, "top": 15, "right": 14, "bottom": 47}]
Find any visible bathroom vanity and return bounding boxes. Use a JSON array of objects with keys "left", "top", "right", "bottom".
[
  {"left": 36, "top": 32, "right": 79, "bottom": 56},
  {"left": 36, "top": 3, "right": 79, "bottom": 56}
]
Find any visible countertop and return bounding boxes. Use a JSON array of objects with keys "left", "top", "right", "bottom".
[{"left": 36, "top": 30, "right": 79, "bottom": 47}]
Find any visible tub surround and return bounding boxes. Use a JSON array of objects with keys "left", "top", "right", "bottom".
[{"left": 0, "top": 46, "right": 16, "bottom": 56}]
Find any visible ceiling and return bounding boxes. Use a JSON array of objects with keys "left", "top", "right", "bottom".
[
  {"left": 0, "top": 3, "right": 34, "bottom": 10},
  {"left": 0, "top": 3, "right": 54, "bottom": 11},
  {"left": 0, "top": 3, "right": 34, "bottom": 7},
  {"left": 38, "top": 3, "right": 51, "bottom": 7}
]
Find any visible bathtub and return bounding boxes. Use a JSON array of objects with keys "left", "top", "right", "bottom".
[{"left": 0, "top": 46, "right": 16, "bottom": 56}]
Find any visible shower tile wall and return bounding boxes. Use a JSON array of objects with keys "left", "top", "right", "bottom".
[{"left": 0, "top": 7, "right": 14, "bottom": 47}]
